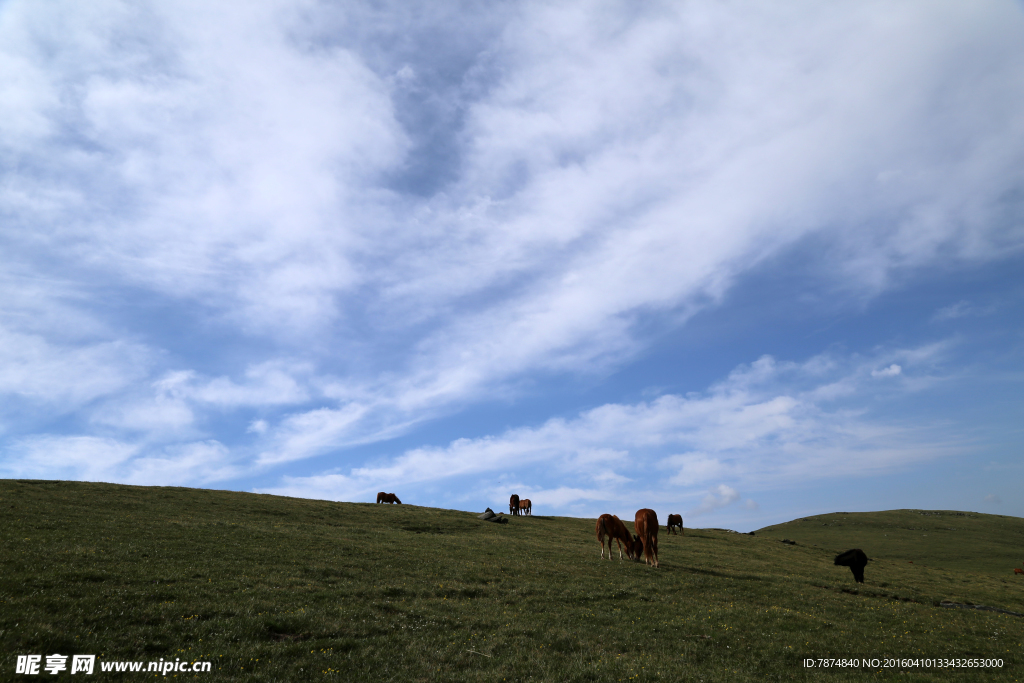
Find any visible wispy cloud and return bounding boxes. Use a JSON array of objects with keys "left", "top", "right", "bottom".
[
  {"left": 1, "top": 1, "right": 1022, "bottom": 522},
  {"left": 931, "top": 300, "right": 998, "bottom": 322},
  {"left": 871, "top": 364, "right": 902, "bottom": 378},
  {"left": 1, "top": 436, "right": 140, "bottom": 482},
  {"left": 933, "top": 301, "right": 973, "bottom": 321},
  {"left": 259, "top": 345, "right": 969, "bottom": 512},
  {"left": 0, "top": 434, "right": 243, "bottom": 486},
  {"left": 691, "top": 485, "right": 741, "bottom": 518},
  {"left": 0, "top": 329, "right": 149, "bottom": 407}
]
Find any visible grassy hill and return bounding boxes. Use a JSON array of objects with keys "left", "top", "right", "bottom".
[
  {"left": 1, "top": 480, "right": 1022, "bottom": 681},
  {"left": 757, "top": 509, "right": 1024, "bottom": 578}
]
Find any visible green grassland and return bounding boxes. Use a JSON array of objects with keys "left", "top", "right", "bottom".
[
  {"left": 759, "top": 510, "right": 1024, "bottom": 578},
  {"left": 1, "top": 480, "right": 1023, "bottom": 682}
]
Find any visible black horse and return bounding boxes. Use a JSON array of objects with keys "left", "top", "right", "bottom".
[{"left": 834, "top": 549, "right": 868, "bottom": 583}]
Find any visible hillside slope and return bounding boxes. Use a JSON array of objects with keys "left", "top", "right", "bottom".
[
  {"left": 2, "top": 480, "right": 1022, "bottom": 682},
  {"left": 756, "top": 509, "right": 1024, "bottom": 577}
]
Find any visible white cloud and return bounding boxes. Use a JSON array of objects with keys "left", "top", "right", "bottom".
[
  {"left": 82, "top": 362, "right": 315, "bottom": 438},
  {"left": 159, "top": 363, "right": 312, "bottom": 407},
  {"left": 409, "top": 0, "right": 1021, "bottom": 412},
  {"left": 91, "top": 395, "right": 195, "bottom": 436},
  {"left": 871, "top": 364, "right": 902, "bottom": 378},
  {"left": 1, "top": 1, "right": 1021, "bottom": 517},
  {"left": 257, "top": 404, "right": 375, "bottom": 466},
  {"left": 932, "top": 300, "right": 997, "bottom": 322},
  {"left": 261, "top": 346, "right": 968, "bottom": 508},
  {"left": 121, "top": 440, "right": 240, "bottom": 486},
  {"left": 0, "top": 326, "right": 150, "bottom": 408},
  {"left": 1, "top": 0, "right": 405, "bottom": 336},
  {"left": 0, "top": 433, "right": 242, "bottom": 487},
  {"left": 4, "top": 0, "right": 1022, "bottom": 416},
  {"left": 933, "top": 301, "right": 972, "bottom": 321},
  {"left": 1, "top": 435, "right": 138, "bottom": 481},
  {"left": 87, "top": 362, "right": 314, "bottom": 437},
  {"left": 666, "top": 453, "right": 729, "bottom": 486},
  {"left": 691, "top": 485, "right": 741, "bottom": 518}
]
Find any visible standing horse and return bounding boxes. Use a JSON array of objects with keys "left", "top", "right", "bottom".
[
  {"left": 634, "top": 509, "right": 659, "bottom": 567},
  {"left": 666, "top": 514, "right": 683, "bottom": 535},
  {"left": 510, "top": 494, "right": 520, "bottom": 516},
  {"left": 376, "top": 492, "right": 402, "bottom": 504},
  {"left": 519, "top": 499, "right": 532, "bottom": 515}
]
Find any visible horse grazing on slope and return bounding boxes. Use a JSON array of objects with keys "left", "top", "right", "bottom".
[
  {"left": 595, "top": 514, "right": 636, "bottom": 560},
  {"left": 629, "top": 534, "right": 644, "bottom": 562},
  {"left": 519, "top": 499, "right": 532, "bottom": 515},
  {"left": 634, "top": 509, "right": 659, "bottom": 567},
  {"left": 510, "top": 494, "right": 520, "bottom": 516},
  {"left": 1014, "top": 568, "right": 1023, "bottom": 575},
  {"left": 376, "top": 492, "right": 401, "bottom": 504},
  {"left": 834, "top": 549, "right": 868, "bottom": 583},
  {"left": 666, "top": 514, "right": 683, "bottom": 535}
]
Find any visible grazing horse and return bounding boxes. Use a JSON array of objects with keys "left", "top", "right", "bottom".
[
  {"left": 519, "top": 499, "right": 532, "bottom": 515},
  {"left": 834, "top": 549, "right": 868, "bottom": 583},
  {"left": 510, "top": 494, "right": 520, "bottom": 516},
  {"left": 666, "top": 514, "right": 684, "bottom": 535},
  {"left": 634, "top": 509, "right": 659, "bottom": 567},
  {"left": 376, "top": 492, "right": 401, "bottom": 504},
  {"left": 1015, "top": 568, "right": 1023, "bottom": 575},
  {"left": 629, "top": 534, "right": 644, "bottom": 562},
  {"left": 595, "top": 514, "right": 636, "bottom": 560}
]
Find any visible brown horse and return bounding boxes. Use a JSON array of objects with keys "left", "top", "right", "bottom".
[
  {"left": 519, "top": 498, "right": 532, "bottom": 515},
  {"left": 1015, "top": 568, "right": 1023, "bottom": 575},
  {"left": 629, "top": 534, "right": 644, "bottom": 562},
  {"left": 666, "top": 514, "right": 683, "bottom": 535},
  {"left": 376, "top": 492, "right": 401, "bottom": 504},
  {"left": 595, "top": 514, "right": 635, "bottom": 560},
  {"left": 634, "top": 509, "right": 659, "bottom": 567},
  {"left": 510, "top": 494, "right": 520, "bottom": 516}
]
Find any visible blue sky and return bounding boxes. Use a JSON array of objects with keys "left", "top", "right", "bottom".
[{"left": 1, "top": 0, "right": 1022, "bottom": 531}]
